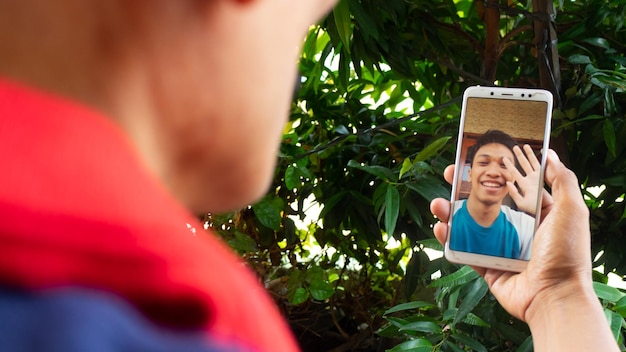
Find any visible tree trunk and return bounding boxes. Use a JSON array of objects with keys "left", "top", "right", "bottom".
[
  {"left": 532, "top": 0, "right": 562, "bottom": 108},
  {"left": 477, "top": 0, "right": 501, "bottom": 83}
]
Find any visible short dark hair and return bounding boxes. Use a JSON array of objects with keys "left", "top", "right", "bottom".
[{"left": 465, "top": 129, "right": 518, "bottom": 165}]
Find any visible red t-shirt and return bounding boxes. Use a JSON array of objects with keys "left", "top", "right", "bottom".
[{"left": 0, "top": 78, "right": 298, "bottom": 351}]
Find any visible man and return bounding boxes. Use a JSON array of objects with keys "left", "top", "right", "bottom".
[
  {"left": 0, "top": 1, "right": 336, "bottom": 351},
  {"left": 450, "top": 130, "right": 539, "bottom": 260},
  {"left": 0, "top": 1, "right": 617, "bottom": 351}
]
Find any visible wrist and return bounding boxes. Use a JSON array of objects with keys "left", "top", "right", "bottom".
[
  {"left": 525, "top": 279, "right": 618, "bottom": 352},
  {"left": 525, "top": 280, "right": 596, "bottom": 325}
]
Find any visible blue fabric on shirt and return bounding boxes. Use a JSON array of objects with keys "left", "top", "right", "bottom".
[
  {"left": 450, "top": 200, "right": 521, "bottom": 259},
  {"left": 0, "top": 287, "right": 250, "bottom": 352}
]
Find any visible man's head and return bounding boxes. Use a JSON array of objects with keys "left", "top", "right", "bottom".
[
  {"left": 466, "top": 130, "right": 518, "bottom": 206},
  {"left": 0, "top": 0, "right": 337, "bottom": 213},
  {"left": 466, "top": 130, "right": 518, "bottom": 165}
]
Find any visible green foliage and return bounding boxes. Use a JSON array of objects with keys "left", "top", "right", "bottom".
[
  {"left": 555, "top": 0, "right": 626, "bottom": 276},
  {"left": 593, "top": 276, "right": 626, "bottom": 348},
  {"left": 206, "top": 0, "right": 626, "bottom": 350},
  {"left": 380, "top": 266, "right": 530, "bottom": 351},
  {"left": 383, "top": 268, "right": 626, "bottom": 351}
]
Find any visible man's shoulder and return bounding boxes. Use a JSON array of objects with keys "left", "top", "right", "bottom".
[
  {"left": 500, "top": 204, "right": 534, "bottom": 225},
  {"left": 453, "top": 199, "right": 466, "bottom": 213}
]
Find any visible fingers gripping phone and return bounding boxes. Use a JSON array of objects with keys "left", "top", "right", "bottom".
[{"left": 445, "top": 86, "right": 553, "bottom": 272}]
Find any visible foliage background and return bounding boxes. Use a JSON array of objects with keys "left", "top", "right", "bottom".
[{"left": 207, "top": 0, "right": 626, "bottom": 350}]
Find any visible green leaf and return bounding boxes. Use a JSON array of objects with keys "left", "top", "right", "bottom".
[
  {"left": 418, "top": 238, "right": 444, "bottom": 251},
  {"left": 462, "top": 312, "right": 491, "bottom": 328},
  {"left": 594, "top": 281, "right": 625, "bottom": 302},
  {"left": 399, "top": 320, "right": 442, "bottom": 334},
  {"left": 373, "top": 182, "right": 389, "bottom": 214},
  {"left": 399, "top": 158, "right": 413, "bottom": 179},
  {"left": 283, "top": 217, "right": 298, "bottom": 247},
  {"left": 610, "top": 55, "right": 626, "bottom": 67},
  {"left": 302, "top": 27, "right": 320, "bottom": 60},
  {"left": 404, "top": 200, "right": 424, "bottom": 229},
  {"left": 614, "top": 295, "right": 626, "bottom": 317},
  {"left": 385, "top": 185, "right": 400, "bottom": 236},
  {"left": 447, "top": 288, "right": 460, "bottom": 309},
  {"left": 592, "top": 74, "right": 626, "bottom": 92},
  {"left": 291, "top": 287, "right": 309, "bottom": 305},
  {"left": 443, "top": 341, "right": 466, "bottom": 352},
  {"left": 319, "top": 191, "right": 348, "bottom": 218},
  {"left": 603, "top": 119, "right": 617, "bottom": 157},
  {"left": 442, "top": 308, "right": 458, "bottom": 322},
  {"left": 252, "top": 197, "right": 282, "bottom": 231},
  {"left": 492, "top": 321, "right": 530, "bottom": 344},
  {"left": 429, "top": 266, "right": 479, "bottom": 288},
  {"left": 309, "top": 279, "right": 334, "bottom": 301},
  {"left": 387, "top": 338, "right": 433, "bottom": 352},
  {"left": 453, "top": 277, "right": 489, "bottom": 326},
  {"left": 553, "top": 114, "right": 604, "bottom": 132},
  {"left": 384, "top": 301, "right": 435, "bottom": 315},
  {"left": 413, "top": 136, "right": 452, "bottom": 163},
  {"left": 338, "top": 50, "right": 350, "bottom": 92},
  {"left": 515, "top": 336, "right": 534, "bottom": 352},
  {"left": 605, "top": 309, "right": 624, "bottom": 340},
  {"left": 349, "top": 0, "right": 380, "bottom": 40},
  {"left": 385, "top": 316, "right": 410, "bottom": 329},
  {"left": 229, "top": 231, "right": 258, "bottom": 253},
  {"left": 285, "top": 165, "right": 299, "bottom": 190},
  {"left": 579, "top": 92, "right": 603, "bottom": 115},
  {"left": 333, "top": 0, "right": 352, "bottom": 49},
  {"left": 582, "top": 37, "right": 611, "bottom": 49},
  {"left": 406, "top": 175, "right": 450, "bottom": 201},
  {"left": 403, "top": 250, "right": 425, "bottom": 298},
  {"left": 568, "top": 54, "right": 593, "bottom": 64},
  {"left": 376, "top": 322, "right": 401, "bottom": 338},
  {"left": 604, "top": 87, "right": 617, "bottom": 114},
  {"left": 347, "top": 159, "right": 397, "bottom": 181},
  {"left": 307, "top": 267, "right": 334, "bottom": 301},
  {"left": 451, "top": 333, "right": 487, "bottom": 352},
  {"left": 334, "top": 124, "right": 350, "bottom": 135}
]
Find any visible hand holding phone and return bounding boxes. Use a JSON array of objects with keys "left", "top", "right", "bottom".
[
  {"left": 445, "top": 86, "right": 553, "bottom": 272},
  {"left": 431, "top": 151, "right": 620, "bottom": 351}
]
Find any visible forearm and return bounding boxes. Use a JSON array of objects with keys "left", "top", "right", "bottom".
[{"left": 527, "top": 287, "right": 619, "bottom": 352}]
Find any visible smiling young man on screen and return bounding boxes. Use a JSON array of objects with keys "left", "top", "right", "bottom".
[{"left": 450, "top": 130, "right": 537, "bottom": 260}]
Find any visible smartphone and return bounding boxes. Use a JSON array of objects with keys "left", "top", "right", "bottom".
[{"left": 445, "top": 86, "right": 553, "bottom": 272}]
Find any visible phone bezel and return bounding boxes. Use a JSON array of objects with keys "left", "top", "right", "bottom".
[{"left": 444, "top": 86, "right": 553, "bottom": 272}]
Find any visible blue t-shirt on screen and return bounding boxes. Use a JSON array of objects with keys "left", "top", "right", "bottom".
[{"left": 450, "top": 200, "right": 534, "bottom": 260}]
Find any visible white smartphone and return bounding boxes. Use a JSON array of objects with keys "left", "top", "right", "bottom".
[{"left": 445, "top": 86, "right": 553, "bottom": 272}]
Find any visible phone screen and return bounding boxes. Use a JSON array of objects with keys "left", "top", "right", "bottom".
[{"left": 446, "top": 87, "right": 552, "bottom": 271}]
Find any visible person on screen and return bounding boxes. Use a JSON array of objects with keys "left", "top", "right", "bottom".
[{"left": 450, "top": 130, "right": 540, "bottom": 260}]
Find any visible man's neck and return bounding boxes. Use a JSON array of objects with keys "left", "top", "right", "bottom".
[{"left": 465, "top": 197, "right": 501, "bottom": 227}]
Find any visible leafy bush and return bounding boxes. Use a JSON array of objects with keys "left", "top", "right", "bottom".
[{"left": 382, "top": 267, "right": 626, "bottom": 352}]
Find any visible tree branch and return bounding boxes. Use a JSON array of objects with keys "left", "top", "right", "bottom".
[{"left": 293, "top": 96, "right": 463, "bottom": 161}]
